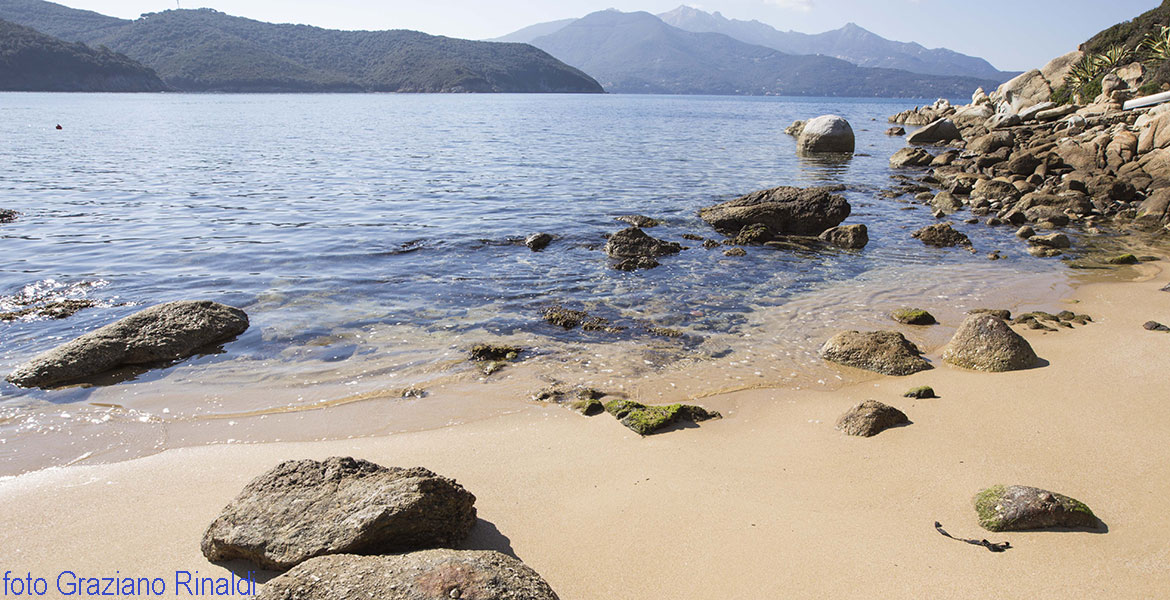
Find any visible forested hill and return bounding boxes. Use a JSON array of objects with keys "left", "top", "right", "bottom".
[
  {"left": 0, "top": 1, "right": 604, "bottom": 93},
  {"left": 0, "top": 18, "right": 166, "bottom": 91}
]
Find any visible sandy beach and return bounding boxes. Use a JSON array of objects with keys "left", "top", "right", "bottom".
[{"left": 1, "top": 261, "right": 1167, "bottom": 599}]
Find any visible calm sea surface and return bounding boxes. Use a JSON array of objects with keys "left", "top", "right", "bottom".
[{"left": 0, "top": 93, "right": 1072, "bottom": 474}]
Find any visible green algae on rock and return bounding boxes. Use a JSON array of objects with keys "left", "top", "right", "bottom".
[
  {"left": 468, "top": 344, "right": 522, "bottom": 362},
  {"left": 891, "top": 308, "right": 937, "bottom": 326},
  {"left": 974, "top": 485, "right": 1097, "bottom": 532},
  {"left": 602, "top": 399, "right": 720, "bottom": 435},
  {"left": 903, "top": 386, "right": 937, "bottom": 399}
]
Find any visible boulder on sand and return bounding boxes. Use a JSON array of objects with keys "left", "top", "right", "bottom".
[
  {"left": 819, "top": 330, "right": 932, "bottom": 376},
  {"left": 699, "top": 186, "right": 850, "bottom": 237},
  {"left": 836, "top": 400, "right": 909, "bottom": 437},
  {"left": 201, "top": 457, "right": 477, "bottom": 571},
  {"left": 797, "top": 115, "right": 855, "bottom": 154},
  {"left": 974, "top": 485, "right": 1097, "bottom": 532},
  {"left": 254, "top": 551, "right": 560, "bottom": 600},
  {"left": 941, "top": 314, "right": 1039, "bottom": 372},
  {"left": 5, "top": 300, "right": 249, "bottom": 389}
]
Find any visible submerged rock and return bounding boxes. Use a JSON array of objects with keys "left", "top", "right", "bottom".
[
  {"left": 254, "top": 551, "right": 560, "bottom": 600},
  {"left": 904, "top": 385, "right": 937, "bottom": 399},
  {"left": 886, "top": 126, "right": 905, "bottom": 136},
  {"left": 891, "top": 308, "right": 937, "bottom": 326},
  {"left": 699, "top": 186, "right": 850, "bottom": 237},
  {"left": 797, "top": 115, "right": 854, "bottom": 154},
  {"left": 533, "top": 384, "right": 607, "bottom": 415},
  {"left": 603, "top": 227, "right": 681, "bottom": 259},
  {"left": 542, "top": 306, "right": 623, "bottom": 333},
  {"left": 1106, "top": 254, "right": 1140, "bottom": 265},
  {"left": 613, "top": 257, "right": 660, "bottom": 271},
  {"left": 468, "top": 344, "right": 522, "bottom": 362},
  {"left": 603, "top": 399, "right": 719, "bottom": 436},
  {"left": 974, "top": 485, "right": 1097, "bottom": 532},
  {"left": 836, "top": 400, "right": 909, "bottom": 437},
  {"left": 942, "top": 315, "right": 1039, "bottom": 372},
  {"left": 819, "top": 330, "right": 932, "bottom": 376},
  {"left": 912, "top": 222, "right": 971, "bottom": 248},
  {"left": 202, "top": 458, "right": 477, "bottom": 571},
  {"left": 723, "top": 247, "right": 747, "bottom": 257},
  {"left": 525, "top": 233, "right": 553, "bottom": 251},
  {"left": 819, "top": 224, "right": 869, "bottom": 249},
  {"left": 615, "top": 215, "right": 661, "bottom": 228},
  {"left": 6, "top": 300, "right": 249, "bottom": 389},
  {"left": 0, "top": 209, "right": 16, "bottom": 224},
  {"left": 0, "top": 299, "right": 99, "bottom": 322}
]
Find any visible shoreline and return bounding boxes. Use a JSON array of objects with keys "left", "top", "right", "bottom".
[{"left": 2, "top": 260, "right": 1168, "bottom": 598}]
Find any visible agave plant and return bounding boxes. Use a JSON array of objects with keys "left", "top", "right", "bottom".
[
  {"left": 1064, "top": 54, "right": 1102, "bottom": 91},
  {"left": 1094, "top": 44, "right": 1132, "bottom": 71},
  {"left": 1140, "top": 25, "right": 1170, "bottom": 64}
]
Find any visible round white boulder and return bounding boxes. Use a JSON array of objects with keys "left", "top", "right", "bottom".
[{"left": 797, "top": 114, "right": 855, "bottom": 154}]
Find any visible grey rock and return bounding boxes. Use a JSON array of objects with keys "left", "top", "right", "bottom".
[
  {"left": 906, "top": 118, "right": 961, "bottom": 144},
  {"left": 836, "top": 400, "right": 909, "bottom": 437},
  {"left": 974, "top": 485, "right": 1097, "bottom": 532},
  {"left": 603, "top": 227, "right": 681, "bottom": 259},
  {"left": 6, "top": 300, "right": 249, "bottom": 389},
  {"left": 942, "top": 315, "right": 1039, "bottom": 372},
  {"left": 818, "top": 224, "right": 869, "bottom": 249},
  {"left": 797, "top": 115, "right": 855, "bottom": 154},
  {"left": 1144, "top": 321, "right": 1170, "bottom": 332},
  {"left": 819, "top": 330, "right": 932, "bottom": 376},
  {"left": 202, "top": 457, "right": 477, "bottom": 571},
  {"left": 1018, "top": 101, "right": 1056, "bottom": 122},
  {"left": 889, "top": 147, "right": 934, "bottom": 168},
  {"left": 525, "top": 233, "right": 552, "bottom": 251},
  {"left": 699, "top": 186, "right": 850, "bottom": 236},
  {"left": 255, "top": 551, "right": 560, "bottom": 600}
]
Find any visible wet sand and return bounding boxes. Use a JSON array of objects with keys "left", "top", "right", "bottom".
[{"left": 1, "top": 264, "right": 1168, "bottom": 598}]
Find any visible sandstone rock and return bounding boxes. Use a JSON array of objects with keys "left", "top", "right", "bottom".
[
  {"left": 699, "top": 186, "right": 850, "bottom": 236},
  {"left": 202, "top": 458, "right": 477, "bottom": 571},
  {"left": 890, "top": 147, "right": 934, "bottom": 168},
  {"left": 819, "top": 330, "right": 932, "bottom": 376},
  {"left": 891, "top": 308, "right": 937, "bottom": 326},
  {"left": 912, "top": 222, "right": 971, "bottom": 248},
  {"left": 836, "top": 400, "right": 909, "bottom": 437},
  {"left": 971, "top": 178, "right": 1019, "bottom": 203},
  {"left": 1018, "top": 101, "right": 1056, "bottom": 122},
  {"left": 525, "top": 233, "right": 552, "bottom": 251},
  {"left": 974, "top": 485, "right": 1097, "bottom": 532},
  {"left": 6, "top": 301, "right": 249, "bottom": 389},
  {"left": 932, "top": 191, "right": 962, "bottom": 214},
  {"left": 254, "top": 551, "right": 560, "bottom": 600},
  {"left": 1036, "top": 105, "right": 1082, "bottom": 122},
  {"left": 797, "top": 115, "right": 855, "bottom": 154},
  {"left": 603, "top": 399, "right": 719, "bottom": 435},
  {"left": 604, "top": 227, "right": 681, "bottom": 259},
  {"left": 907, "top": 118, "right": 961, "bottom": 145},
  {"left": 942, "top": 315, "right": 1039, "bottom": 372},
  {"left": 969, "top": 308, "right": 1012, "bottom": 320},
  {"left": 1028, "top": 232, "right": 1071, "bottom": 249},
  {"left": 1024, "top": 206, "right": 1071, "bottom": 226},
  {"left": 952, "top": 104, "right": 994, "bottom": 128},
  {"left": 1137, "top": 111, "right": 1170, "bottom": 154},
  {"left": 818, "top": 224, "right": 868, "bottom": 249},
  {"left": 986, "top": 113, "right": 1021, "bottom": 130},
  {"left": 931, "top": 150, "right": 959, "bottom": 166},
  {"left": 1016, "top": 225, "right": 1035, "bottom": 239},
  {"left": 969, "top": 131, "right": 1014, "bottom": 154},
  {"left": 1136, "top": 187, "right": 1170, "bottom": 226},
  {"left": 1000, "top": 72, "right": 1053, "bottom": 113}
]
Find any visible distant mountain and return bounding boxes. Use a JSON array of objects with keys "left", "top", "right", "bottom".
[
  {"left": 659, "top": 7, "right": 1015, "bottom": 83},
  {"left": 0, "top": 0, "right": 603, "bottom": 93},
  {"left": 491, "top": 18, "right": 577, "bottom": 44},
  {"left": 526, "top": 10, "right": 998, "bottom": 97},
  {"left": 0, "top": 18, "right": 166, "bottom": 91}
]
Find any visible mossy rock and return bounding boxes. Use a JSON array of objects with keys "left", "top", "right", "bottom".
[
  {"left": 647, "top": 327, "right": 684, "bottom": 338},
  {"left": 974, "top": 484, "right": 1097, "bottom": 532},
  {"left": 891, "top": 308, "right": 937, "bottom": 326},
  {"left": 602, "top": 399, "right": 719, "bottom": 435},
  {"left": 903, "top": 386, "right": 936, "bottom": 399},
  {"left": 469, "top": 344, "right": 523, "bottom": 362},
  {"left": 568, "top": 398, "right": 605, "bottom": 416},
  {"left": 1106, "top": 254, "right": 1140, "bottom": 265}
]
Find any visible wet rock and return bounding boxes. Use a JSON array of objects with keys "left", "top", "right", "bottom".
[
  {"left": 886, "top": 126, "right": 905, "bottom": 136},
  {"left": 1028, "top": 233, "right": 1071, "bottom": 249},
  {"left": 254, "top": 551, "right": 559, "bottom": 600},
  {"left": 890, "top": 147, "right": 934, "bottom": 168},
  {"left": 731, "top": 223, "right": 774, "bottom": 245},
  {"left": 6, "top": 300, "right": 249, "bottom": 389},
  {"left": 723, "top": 248, "right": 747, "bottom": 257},
  {"left": 932, "top": 191, "right": 962, "bottom": 215},
  {"left": 525, "top": 233, "right": 552, "bottom": 251},
  {"left": 615, "top": 215, "right": 660, "bottom": 228},
  {"left": 942, "top": 315, "right": 1039, "bottom": 372},
  {"left": 603, "top": 399, "right": 719, "bottom": 436},
  {"left": 533, "top": 384, "right": 607, "bottom": 415},
  {"left": 974, "top": 485, "right": 1097, "bottom": 532},
  {"left": 1144, "top": 321, "right": 1170, "bottom": 332},
  {"left": 1106, "top": 254, "right": 1139, "bottom": 265},
  {"left": 1028, "top": 246, "right": 1063, "bottom": 258},
  {"left": 906, "top": 118, "right": 961, "bottom": 145},
  {"left": 0, "top": 209, "right": 16, "bottom": 223},
  {"left": 912, "top": 223, "right": 972, "bottom": 248},
  {"left": 891, "top": 308, "right": 937, "bottom": 326},
  {"left": 1016, "top": 226, "right": 1035, "bottom": 239},
  {"left": 614, "top": 257, "right": 660, "bottom": 271},
  {"left": 797, "top": 115, "right": 855, "bottom": 154},
  {"left": 818, "top": 224, "right": 869, "bottom": 249},
  {"left": 699, "top": 186, "right": 850, "bottom": 237},
  {"left": 836, "top": 400, "right": 909, "bottom": 437},
  {"left": 542, "top": 306, "right": 623, "bottom": 333},
  {"left": 468, "top": 344, "right": 522, "bottom": 362},
  {"left": 603, "top": 227, "right": 681, "bottom": 259},
  {"left": 971, "top": 179, "right": 1019, "bottom": 203},
  {"left": 681, "top": 233, "right": 705, "bottom": 241},
  {"left": 0, "top": 299, "right": 99, "bottom": 322},
  {"left": 904, "top": 385, "right": 937, "bottom": 399},
  {"left": 819, "top": 330, "right": 932, "bottom": 376},
  {"left": 202, "top": 458, "right": 477, "bottom": 571}
]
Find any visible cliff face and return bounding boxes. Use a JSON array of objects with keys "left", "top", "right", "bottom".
[{"left": 0, "top": 18, "right": 166, "bottom": 92}]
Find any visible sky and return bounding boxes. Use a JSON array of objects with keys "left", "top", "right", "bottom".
[{"left": 56, "top": 0, "right": 1163, "bottom": 71}]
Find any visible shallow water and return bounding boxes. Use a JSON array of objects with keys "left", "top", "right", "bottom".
[{"left": 0, "top": 93, "right": 1075, "bottom": 474}]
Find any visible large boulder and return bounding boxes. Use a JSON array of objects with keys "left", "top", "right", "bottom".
[
  {"left": 819, "top": 330, "right": 932, "bottom": 376},
  {"left": 974, "top": 485, "right": 1097, "bottom": 532},
  {"left": 968, "top": 131, "right": 1014, "bottom": 154},
  {"left": 699, "top": 186, "right": 850, "bottom": 236},
  {"left": 797, "top": 115, "right": 855, "bottom": 154},
  {"left": 818, "top": 224, "right": 869, "bottom": 249},
  {"left": 906, "top": 118, "right": 961, "bottom": 144},
  {"left": 6, "top": 300, "right": 249, "bottom": 389},
  {"left": 941, "top": 315, "right": 1039, "bottom": 372},
  {"left": 202, "top": 458, "right": 477, "bottom": 571},
  {"left": 998, "top": 70, "right": 1053, "bottom": 113},
  {"left": 836, "top": 400, "right": 910, "bottom": 437},
  {"left": 603, "top": 227, "right": 681, "bottom": 259},
  {"left": 255, "top": 551, "right": 560, "bottom": 600}
]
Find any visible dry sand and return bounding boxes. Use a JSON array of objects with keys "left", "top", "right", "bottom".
[{"left": 2, "top": 264, "right": 1169, "bottom": 599}]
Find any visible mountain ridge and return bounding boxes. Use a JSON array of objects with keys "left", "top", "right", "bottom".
[{"left": 0, "top": 17, "right": 166, "bottom": 91}]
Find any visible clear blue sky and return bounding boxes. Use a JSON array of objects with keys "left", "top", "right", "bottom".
[{"left": 58, "top": 0, "right": 1162, "bottom": 71}]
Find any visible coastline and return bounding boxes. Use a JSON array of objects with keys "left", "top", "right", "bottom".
[{"left": 2, "top": 260, "right": 1167, "bottom": 598}]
